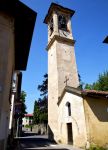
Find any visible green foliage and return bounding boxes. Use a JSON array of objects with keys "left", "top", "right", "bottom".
[
  {"left": 89, "top": 145, "right": 106, "bottom": 150},
  {"left": 38, "top": 73, "right": 48, "bottom": 96},
  {"left": 33, "top": 74, "right": 48, "bottom": 124},
  {"left": 78, "top": 73, "right": 84, "bottom": 90},
  {"left": 85, "top": 71, "right": 108, "bottom": 91},
  {"left": 33, "top": 96, "right": 48, "bottom": 124},
  {"left": 25, "top": 124, "right": 33, "bottom": 128},
  {"left": 97, "top": 71, "right": 108, "bottom": 91},
  {"left": 39, "top": 112, "right": 48, "bottom": 123},
  {"left": 20, "top": 91, "right": 27, "bottom": 117},
  {"left": 20, "top": 91, "right": 26, "bottom": 103},
  {"left": 85, "top": 84, "right": 93, "bottom": 90},
  {"left": 33, "top": 100, "right": 40, "bottom": 124}
]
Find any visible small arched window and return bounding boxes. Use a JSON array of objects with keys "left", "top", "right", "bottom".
[
  {"left": 58, "top": 15, "right": 67, "bottom": 31},
  {"left": 66, "top": 102, "right": 71, "bottom": 116}
]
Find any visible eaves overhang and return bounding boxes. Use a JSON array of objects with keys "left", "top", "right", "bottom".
[
  {"left": 82, "top": 90, "right": 108, "bottom": 99},
  {"left": 103, "top": 36, "right": 108, "bottom": 44},
  {"left": 57, "top": 87, "right": 108, "bottom": 106}
]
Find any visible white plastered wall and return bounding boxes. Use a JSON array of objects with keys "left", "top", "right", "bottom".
[{"left": 58, "top": 91, "right": 87, "bottom": 147}]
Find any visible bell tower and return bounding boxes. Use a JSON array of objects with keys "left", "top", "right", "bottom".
[{"left": 44, "top": 3, "right": 79, "bottom": 141}]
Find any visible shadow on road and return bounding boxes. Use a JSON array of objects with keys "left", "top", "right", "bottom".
[
  {"left": 15, "top": 132, "right": 69, "bottom": 150},
  {"left": 22, "top": 132, "right": 38, "bottom": 137}
]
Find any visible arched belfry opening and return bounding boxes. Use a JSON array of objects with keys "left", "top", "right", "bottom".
[
  {"left": 49, "top": 17, "right": 53, "bottom": 36},
  {"left": 58, "top": 15, "right": 67, "bottom": 31}
]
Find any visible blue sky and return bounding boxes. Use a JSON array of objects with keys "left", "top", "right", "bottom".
[{"left": 20, "top": 0, "right": 108, "bottom": 113}]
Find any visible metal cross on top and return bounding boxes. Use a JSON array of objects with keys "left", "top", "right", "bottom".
[{"left": 64, "top": 76, "right": 69, "bottom": 86}]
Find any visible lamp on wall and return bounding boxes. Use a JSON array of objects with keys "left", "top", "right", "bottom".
[{"left": 106, "top": 95, "right": 108, "bottom": 98}]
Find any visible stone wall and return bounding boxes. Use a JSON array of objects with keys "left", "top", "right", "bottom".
[{"left": 32, "top": 124, "right": 48, "bottom": 135}]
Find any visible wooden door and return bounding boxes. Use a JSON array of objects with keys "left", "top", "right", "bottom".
[{"left": 67, "top": 123, "right": 73, "bottom": 144}]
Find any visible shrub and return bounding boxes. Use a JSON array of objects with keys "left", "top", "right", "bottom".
[{"left": 89, "top": 145, "right": 106, "bottom": 150}]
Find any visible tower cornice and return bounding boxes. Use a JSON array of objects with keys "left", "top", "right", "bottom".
[{"left": 46, "top": 35, "right": 75, "bottom": 50}]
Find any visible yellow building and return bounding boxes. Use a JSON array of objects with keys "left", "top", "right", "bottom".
[{"left": 83, "top": 90, "right": 108, "bottom": 147}]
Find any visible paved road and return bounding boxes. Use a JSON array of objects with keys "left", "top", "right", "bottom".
[{"left": 14, "top": 132, "right": 82, "bottom": 150}]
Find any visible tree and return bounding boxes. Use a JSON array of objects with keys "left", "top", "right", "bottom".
[
  {"left": 15, "top": 91, "right": 27, "bottom": 136},
  {"left": 94, "top": 71, "right": 108, "bottom": 91},
  {"left": 33, "top": 73, "right": 48, "bottom": 124},
  {"left": 78, "top": 73, "right": 83, "bottom": 90},
  {"left": 85, "top": 71, "right": 108, "bottom": 91},
  {"left": 20, "top": 91, "right": 27, "bottom": 117},
  {"left": 84, "top": 84, "right": 93, "bottom": 90},
  {"left": 33, "top": 100, "right": 40, "bottom": 124},
  {"left": 38, "top": 73, "right": 48, "bottom": 96},
  {"left": 39, "top": 96, "right": 48, "bottom": 124}
]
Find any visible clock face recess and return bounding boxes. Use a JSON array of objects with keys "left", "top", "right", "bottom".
[
  {"left": 59, "top": 30, "right": 70, "bottom": 37},
  {"left": 62, "top": 30, "right": 70, "bottom": 37}
]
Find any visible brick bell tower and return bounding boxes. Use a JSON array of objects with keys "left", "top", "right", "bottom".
[{"left": 44, "top": 3, "right": 79, "bottom": 142}]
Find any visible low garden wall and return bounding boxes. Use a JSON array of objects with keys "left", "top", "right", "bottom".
[{"left": 32, "top": 124, "right": 48, "bottom": 135}]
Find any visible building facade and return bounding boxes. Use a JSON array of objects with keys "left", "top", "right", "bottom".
[
  {"left": 22, "top": 114, "right": 33, "bottom": 127},
  {"left": 0, "top": 1, "right": 37, "bottom": 149}
]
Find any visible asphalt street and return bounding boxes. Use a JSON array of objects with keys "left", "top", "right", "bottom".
[{"left": 14, "top": 131, "right": 82, "bottom": 150}]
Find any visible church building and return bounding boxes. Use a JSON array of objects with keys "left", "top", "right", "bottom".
[{"left": 44, "top": 3, "right": 108, "bottom": 148}]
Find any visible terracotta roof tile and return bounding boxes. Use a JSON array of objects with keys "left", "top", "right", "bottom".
[
  {"left": 25, "top": 114, "right": 33, "bottom": 117},
  {"left": 82, "top": 90, "right": 108, "bottom": 96}
]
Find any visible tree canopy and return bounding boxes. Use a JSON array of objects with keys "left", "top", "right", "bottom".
[
  {"left": 20, "top": 91, "right": 27, "bottom": 117},
  {"left": 78, "top": 73, "right": 83, "bottom": 90},
  {"left": 33, "top": 74, "right": 48, "bottom": 124},
  {"left": 85, "top": 71, "right": 108, "bottom": 91},
  {"left": 38, "top": 73, "right": 48, "bottom": 96},
  {"left": 33, "top": 100, "right": 40, "bottom": 124}
]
